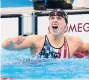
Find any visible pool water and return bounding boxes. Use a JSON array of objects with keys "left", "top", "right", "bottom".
[{"left": 1, "top": 48, "right": 89, "bottom": 79}]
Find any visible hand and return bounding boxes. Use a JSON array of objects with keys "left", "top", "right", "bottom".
[{"left": 12, "top": 36, "right": 26, "bottom": 45}]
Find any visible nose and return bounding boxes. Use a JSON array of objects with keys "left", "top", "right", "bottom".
[{"left": 53, "top": 18, "right": 59, "bottom": 23}]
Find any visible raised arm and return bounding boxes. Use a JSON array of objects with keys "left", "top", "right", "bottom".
[{"left": 2, "top": 35, "right": 34, "bottom": 50}]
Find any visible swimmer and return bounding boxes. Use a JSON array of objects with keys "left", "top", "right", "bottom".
[{"left": 2, "top": 9, "right": 89, "bottom": 59}]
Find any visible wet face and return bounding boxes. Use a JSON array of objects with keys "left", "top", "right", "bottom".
[{"left": 49, "top": 16, "right": 67, "bottom": 35}]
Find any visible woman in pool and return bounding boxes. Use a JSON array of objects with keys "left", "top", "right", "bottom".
[{"left": 2, "top": 9, "right": 89, "bottom": 59}]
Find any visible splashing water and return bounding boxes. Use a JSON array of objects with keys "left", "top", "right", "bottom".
[{"left": 1, "top": 48, "right": 89, "bottom": 79}]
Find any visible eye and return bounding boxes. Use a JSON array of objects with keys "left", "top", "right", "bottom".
[
  {"left": 50, "top": 16, "right": 55, "bottom": 20},
  {"left": 57, "top": 16, "right": 62, "bottom": 20}
]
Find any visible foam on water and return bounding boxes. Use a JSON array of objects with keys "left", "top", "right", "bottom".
[{"left": 1, "top": 48, "right": 89, "bottom": 79}]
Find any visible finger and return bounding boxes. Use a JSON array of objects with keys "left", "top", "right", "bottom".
[
  {"left": 19, "top": 36, "right": 26, "bottom": 41},
  {"left": 17, "top": 36, "right": 25, "bottom": 44}
]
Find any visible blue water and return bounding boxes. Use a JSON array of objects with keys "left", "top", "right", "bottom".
[{"left": 1, "top": 48, "right": 89, "bottom": 79}]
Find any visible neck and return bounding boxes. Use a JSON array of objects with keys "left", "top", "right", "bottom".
[{"left": 48, "top": 33, "right": 64, "bottom": 45}]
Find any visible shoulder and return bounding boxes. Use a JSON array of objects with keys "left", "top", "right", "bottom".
[
  {"left": 65, "top": 35, "right": 82, "bottom": 46},
  {"left": 65, "top": 35, "right": 89, "bottom": 55}
]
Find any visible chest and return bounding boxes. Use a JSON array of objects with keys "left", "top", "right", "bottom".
[{"left": 39, "top": 38, "right": 70, "bottom": 58}]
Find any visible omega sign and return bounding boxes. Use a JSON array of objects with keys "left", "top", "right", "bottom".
[{"left": 65, "top": 22, "right": 89, "bottom": 32}]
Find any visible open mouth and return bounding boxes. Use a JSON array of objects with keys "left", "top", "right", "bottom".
[{"left": 52, "top": 26, "right": 58, "bottom": 29}]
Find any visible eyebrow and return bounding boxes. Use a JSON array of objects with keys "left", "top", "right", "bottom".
[{"left": 50, "top": 16, "right": 63, "bottom": 18}]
